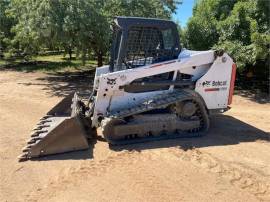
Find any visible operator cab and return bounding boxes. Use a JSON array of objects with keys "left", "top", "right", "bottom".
[{"left": 110, "top": 17, "right": 181, "bottom": 72}]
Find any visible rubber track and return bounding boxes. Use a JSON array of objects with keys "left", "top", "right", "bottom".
[
  {"left": 104, "top": 89, "right": 209, "bottom": 145},
  {"left": 110, "top": 90, "right": 191, "bottom": 118},
  {"left": 107, "top": 131, "right": 204, "bottom": 146}
]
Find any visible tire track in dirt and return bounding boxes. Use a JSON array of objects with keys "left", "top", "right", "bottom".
[
  {"left": 27, "top": 146, "right": 269, "bottom": 202},
  {"left": 165, "top": 147, "right": 270, "bottom": 201},
  {"left": 27, "top": 150, "right": 165, "bottom": 202},
  {"left": 28, "top": 149, "right": 214, "bottom": 202}
]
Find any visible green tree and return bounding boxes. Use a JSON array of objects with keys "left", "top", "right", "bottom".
[
  {"left": 102, "top": 0, "right": 180, "bottom": 20},
  {"left": 6, "top": 0, "right": 47, "bottom": 59},
  {"left": 215, "top": 0, "right": 269, "bottom": 70},
  {"left": 5, "top": 0, "right": 181, "bottom": 65},
  {"left": 185, "top": 0, "right": 269, "bottom": 72},
  {"left": 185, "top": 0, "right": 236, "bottom": 50},
  {"left": 7, "top": 0, "right": 110, "bottom": 64},
  {"left": 0, "top": 0, "right": 16, "bottom": 52}
]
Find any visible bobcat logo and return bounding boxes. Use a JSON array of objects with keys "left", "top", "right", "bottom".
[
  {"left": 202, "top": 81, "right": 211, "bottom": 87},
  {"left": 212, "top": 81, "right": 227, "bottom": 86}
]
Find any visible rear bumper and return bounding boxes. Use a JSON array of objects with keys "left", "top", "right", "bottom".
[{"left": 208, "top": 107, "right": 231, "bottom": 115}]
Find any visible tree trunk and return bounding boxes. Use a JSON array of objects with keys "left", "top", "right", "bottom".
[
  {"left": 82, "top": 50, "right": 86, "bottom": 66},
  {"left": 68, "top": 48, "right": 72, "bottom": 60},
  {"left": 97, "top": 53, "right": 103, "bottom": 67}
]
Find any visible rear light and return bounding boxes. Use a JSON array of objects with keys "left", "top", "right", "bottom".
[{"left": 228, "top": 63, "right": 236, "bottom": 105}]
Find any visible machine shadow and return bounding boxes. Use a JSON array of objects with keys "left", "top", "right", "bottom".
[
  {"left": 109, "top": 114, "right": 269, "bottom": 152},
  {"left": 18, "top": 69, "right": 95, "bottom": 98},
  {"left": 234, "top": 90, "right": 270, "bottom": 104}
]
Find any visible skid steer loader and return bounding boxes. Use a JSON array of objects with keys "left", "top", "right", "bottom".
[{"left": 19, "top": 17, "right": 236, "bottom": 161}]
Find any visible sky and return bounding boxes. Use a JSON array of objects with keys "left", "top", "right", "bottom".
[{"left": 173, "top": 0, "right": 196, "bottom": 27}]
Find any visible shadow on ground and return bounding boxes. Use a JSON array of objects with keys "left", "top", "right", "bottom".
[
  {"left": 235, "top": 90, "right": 270, "bottom": 104},
  {"left": 110, "top": 114, "right": 269, "bottom": 152},
  {"left": 37, "top": 70, "right": 95, "bottom": 97},
  {"left": 0, "top": 61, "right": 83, "bottom": 72},
  {"left": 19, "top": 69, "right": 95, "bottom": 97},
  {"left": 30, "top": 114, "right": 269, "bottom": 161}
]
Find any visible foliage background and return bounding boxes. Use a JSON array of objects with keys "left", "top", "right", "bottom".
[
  {"left": 0, "top": 0, "right": 179, "bottom": 66},
  {"left": 0, "top": 0, "right": 269, "bottom": 88}
]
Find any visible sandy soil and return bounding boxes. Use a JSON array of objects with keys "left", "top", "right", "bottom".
[{"left": 0, "top": 71, "right": 269, "bottom": 202}]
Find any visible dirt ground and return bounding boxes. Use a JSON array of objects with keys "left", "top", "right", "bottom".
[{"left": 0, "top": 70, "right": 269, "bottom": 202}]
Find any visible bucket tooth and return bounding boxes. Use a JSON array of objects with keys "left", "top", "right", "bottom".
[
  {"left": 27, "top": 136, "right": 43, "bottom": 144},
  {"left": 36, "top": 130, "right": 48, "bottom": 134},
  {"left": 30, "top": 130, "right": 48, "bottom": 137},
  {"left": 33, "top": 137, "right": 43, "bottom": 141},
  {"left": 18, "top": 153, "right": 28, "bottom": 162},
  {"left": 30, "top": 132, "right": 39, "bottom": 137},
  {"left": 27, "top": 140, "right": 41, "bottom": 148},
  {"left": 27, "top": 138, "right": 40, "bottom": 144},
  {"left": 38, "top": 120, "right": 52, "bottom": 125},
  {"left": 22, "top": 147, "right": 29, "bottom": 152},
  {"left": 25, "top": 145, "right": 32, "bottom": 149},
  {"left": 33, "top": 125, "right": 50, "bottom": 131},
  {"left": 27, "top": 138, "right": 36, "bottom": 144},
  {"left": 40, "top": 115, "right": 53, "bottom": 120}
]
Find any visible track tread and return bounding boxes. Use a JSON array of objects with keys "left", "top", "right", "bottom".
[{"left": 102, "top": 89, "right": 209, "bottom": 144}]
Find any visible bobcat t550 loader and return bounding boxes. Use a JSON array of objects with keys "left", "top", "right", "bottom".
[{"left": 19, "top": 17, "right": 236, "bottom": 161}]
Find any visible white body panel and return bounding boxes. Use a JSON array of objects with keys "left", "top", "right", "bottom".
[
  {"left": 93, "top": 65, "right": 110, "bottom": 90},
  {"left": 91, "top": 49, "right": 234, "bottom": 127},
  {"left": 195, "top": 53, "right": 234, "bottom": 109}
]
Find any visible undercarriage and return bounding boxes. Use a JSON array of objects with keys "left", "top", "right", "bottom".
[{"left": 101, "top": 89, "right": 209, "bottom": 145}]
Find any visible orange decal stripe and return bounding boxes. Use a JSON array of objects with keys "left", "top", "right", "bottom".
[
  {"left": 228, "top": 63, "right": 237, "bottom": 105},
  {"left": 205, "top": 88, "right": 219, "bottom": 92}
]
